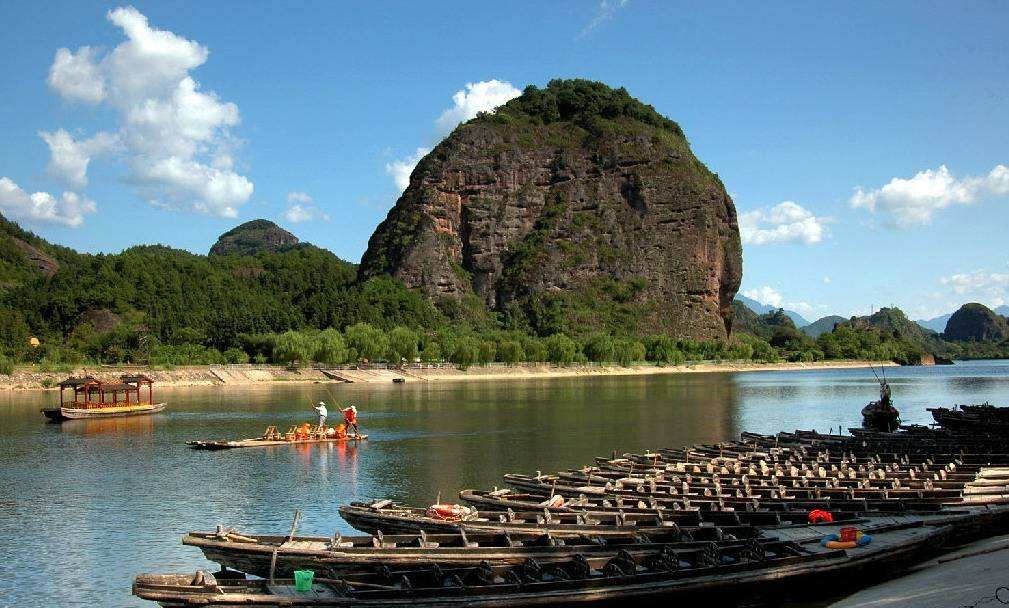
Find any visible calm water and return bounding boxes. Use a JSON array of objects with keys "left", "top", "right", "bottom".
[{"left": 3, "top": 361, "right": 1009, "bottom": 607}]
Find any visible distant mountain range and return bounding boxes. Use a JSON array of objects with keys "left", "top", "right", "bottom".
[
  {"left": 734, "top": 295, "right": 809, "bottom": 327},
  {"left": 801, "top": 315, "right": 847, "bottom": 338}
]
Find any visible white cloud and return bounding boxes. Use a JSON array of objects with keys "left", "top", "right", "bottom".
[
  {"left": 383, "top": 79, "right": 521, "bottom": 194},
  {"left": 386, "top": 147, "right": 430, "bottom": 193},
  {"left": 39, "top": 129, "right": 119, "bottom": 188},
  {"left": 823, "top": 276, "right": 832, "bottom": 284},
  {"left": 939, "top": 270, "right": 1009, "bottom": 308},
  {"left": 0, "top": 177, "right": 96, "bottom": 228},
  {"left": 287, "top": 191, "right": 313, "bottom": 204},
  {"left": 580, "top": 0, "right": 630, "bottom": 38},
  {"left": 739, "top": 201, "right": 828, "bottom": 245},
  {"left": 742, "top": 285, "right": 826, "bottom": 320},
  {"left": 282, "top": 191, "right": 329, "bottom": 223},
  {"left": 434, "top": 80, "right": 521, "bottom": 135},
  {"left": 47, "top": 46, "right": 106, "bottom": 103},
  {"left": 850, "top": 164, "right": 1009, "bottom": 227},
  {"left": 43, "top": 6, "right": 253, "bottom": 217},
  {"left": 742, "top": 286, "right": 783, "bottom": 308}
]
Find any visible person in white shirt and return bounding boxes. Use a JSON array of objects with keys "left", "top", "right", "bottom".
[{"left": 313, "top": 401, "right": 328, "bottom": 428}]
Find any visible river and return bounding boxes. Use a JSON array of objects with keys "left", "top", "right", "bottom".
[{"left": 3, "top": 360, "right": 1009, "bottom": 607}]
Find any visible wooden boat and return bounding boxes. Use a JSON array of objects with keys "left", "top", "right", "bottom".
[
  {"left": 337, "top": 501, "right": 713, "bottom": 537},
  {"left": 134, "top": 522, "right": 948, "bottom": 607},
  {"left": 187, "top": 425, "right": 367, "bottom": 450},
  {"left": 182, "top": 524, "right": 757, "bottom": 577},
  {"left": 41, "top": 375, "right": 165, "bottom": 422}
]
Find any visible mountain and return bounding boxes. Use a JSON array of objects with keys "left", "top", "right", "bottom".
[
  {"left": 944, "top": 303, "right": 1008, "bottom": 342},
  {"left": 916, "top": 313, "right": 952, "bottom": 333},
  {"left": 801, "top": 315, "right": 846, "bottom": 338},
  {"left": 732, "top": 303, "right": 800, "bottom": 341},
  {"left": 734, "top": 294, "right": 809, "bottom": 327},
  {"left": 996, "top": 305, "right": 1009, "bottom": 317},
  {"left": 209, "top": 219, "right": 299, "bottom": 256},
  {"left": 853, "top": 307, "right": 937, "bottom": 342},
  {"left": 0, "top": 212, "right": 445, "bottom": 356},
  {"left": 360, "top": 79, "right": 743, "bottom": 339}
]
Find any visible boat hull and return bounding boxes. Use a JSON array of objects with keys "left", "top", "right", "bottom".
[
  {"left": 187, "top": 435, "right": 368, "bottom": 450},
  {"left": 41, "top": 402, "right": 165, "bottom": 422}
]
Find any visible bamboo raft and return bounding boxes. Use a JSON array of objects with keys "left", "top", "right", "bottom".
[{"left": 187, "top": 425, "right": 367, "bottom": 450}]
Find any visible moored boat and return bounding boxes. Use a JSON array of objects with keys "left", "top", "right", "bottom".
[
  {"left": 134, "top": 521, "right": 949, "bottom": 607},
  {"left": 182, "top": 523, "right": 757, "bottom": 577},
  {"left": 41, "top": 375, "right": 165, "bottom": 422}
]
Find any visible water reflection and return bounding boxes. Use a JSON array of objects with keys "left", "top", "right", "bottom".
[
  {"left": 2, "top": 361, "right": 1009, "bottom": 607},
  {"left": 61, "top": 414, "right": 156, "bottom": 437}
]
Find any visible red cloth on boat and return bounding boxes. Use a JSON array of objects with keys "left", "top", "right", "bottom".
[{"left": 808, "top": 509, "right": 834, "bottom": 524}]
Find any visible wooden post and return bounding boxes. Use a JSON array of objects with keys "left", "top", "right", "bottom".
[
  {"left": 286, "top": 509, "right": 302, "bottom": 542},
  {"left": 269, "top": 548, "right": 279, "bottom": 584}
]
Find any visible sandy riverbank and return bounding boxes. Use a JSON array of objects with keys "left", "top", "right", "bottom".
[{"left": 0, "top": 359, "right": 896, "bottom": 392}]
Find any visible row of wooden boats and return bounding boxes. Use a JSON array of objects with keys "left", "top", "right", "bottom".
[
  {"left": 136, "top": 518, "right": 960, "bottom": 606},
  {"left": 133, "top": 403, "right": 1009, "bottom": 606}
]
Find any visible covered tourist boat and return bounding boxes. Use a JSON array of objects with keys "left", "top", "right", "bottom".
[{"left": 41, "top": 375, "right": 165, "bottom": 422}]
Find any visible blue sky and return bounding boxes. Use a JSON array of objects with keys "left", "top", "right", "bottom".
[{"left": 1, "top": 1, "right": 1007, "bottom": 321}]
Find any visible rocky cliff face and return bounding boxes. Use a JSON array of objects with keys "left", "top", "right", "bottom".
[
  {"left": 360, "top": 80, "right": 742, "bottom": 339},
  {"left": 944, "top": 303, "right": 1008, "bottom": 342},
  {"left": 209, "top": 220, "right": 299, "bottom": 256}
]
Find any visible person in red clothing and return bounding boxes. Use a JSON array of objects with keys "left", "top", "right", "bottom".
[{"left": 340, "top": 404, "right": 360, "bottom": 435}]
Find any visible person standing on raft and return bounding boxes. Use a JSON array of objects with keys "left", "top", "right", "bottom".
[
  {"left": 313, "top": 401, "right": 328, "bottom": 428},
  {"left": 340, "top": 404, "right": 360, "bottom": 435}
]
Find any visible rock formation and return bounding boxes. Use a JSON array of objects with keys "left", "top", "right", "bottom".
[
  {"left": 209, "top": 220, "right": 299, "bottom": 256},
  {"left": 944, "top": 303, "right": 1008, "bottom": 342},
  {"left": 360, "top": 80, "right": 742, "bottom": 339}
]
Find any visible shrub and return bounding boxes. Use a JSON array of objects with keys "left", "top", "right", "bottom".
[
  {"left": 387, "top": 326, "right": 420, "bottom": 364},
  {"left": 496, "top": 340, "right": 523, "bottom": 364},
  {"left": 313, "top": 328, "right": 347, "bottom": 365},
  {"left": 223, "top": 348, "right": 250, "bottom": 364},
  {"left": 451, "top": 337, "right": 481, "bottom": 370},
  {"left": 544, "top": 333, "right": 578, "bottom": 365}
]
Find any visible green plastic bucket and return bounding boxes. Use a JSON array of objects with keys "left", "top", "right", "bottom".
[{"left": 293, "top": 569, "right": 315, "bottom": 592}]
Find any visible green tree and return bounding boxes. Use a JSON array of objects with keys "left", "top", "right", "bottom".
[
  {"left": 645, "top": 335, "right": 685, "bottom": 365},
  {"left": 313, "top": 328, "right": 348, "bottom": 365},
  {"left": 477, "top": 339, "right": 497, "bottom": 366},
  {"left": 344, "top": 323, "right": 388, "bottom": 363},
  {"left": 613, "top": 338, "right": 645, "bottom": 366},
  {"left": 544, "top": 333, "right": 578, "bottom": 365},
  {"left": 521, "top": 336, "right": 547, "bottom": 362},
  {"left": 0, "top": 308, "right": 31, "bottom": 360},
  {"left": 451, "top": 336, "right": 480, "bottom": 370},
  {"left": 273, "top": 330, "right": 312, "bottom": 365},
  {"left": 583, "top": 334, "right": 615, "bottom": 363},
  {"left": 496, "top": 340, "right": 523, "bottom": 364},
  {"left": 387, "top": 326, "right": 420, "bottom": 363},
  {"left": 223, "top": 348, "right": 250, "bottom": 364},
  {"left": 419, "top": 340, "right": 442, "bottom": 363}
]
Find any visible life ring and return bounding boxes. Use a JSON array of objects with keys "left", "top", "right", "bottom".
[
  {"left": 425, "top": 504, "right": 475, "bottom": 521},
  {"left": 820, "top": 531, "right": 872, "bottom": 549}
]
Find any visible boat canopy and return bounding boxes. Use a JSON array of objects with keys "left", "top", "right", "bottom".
[{"left": 57, "top": 375, "right": 156, "bottom": 408}]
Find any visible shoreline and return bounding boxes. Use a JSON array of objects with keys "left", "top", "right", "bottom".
[{"left": 1, "top": 359, "right": 897, "bottom": 392}]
